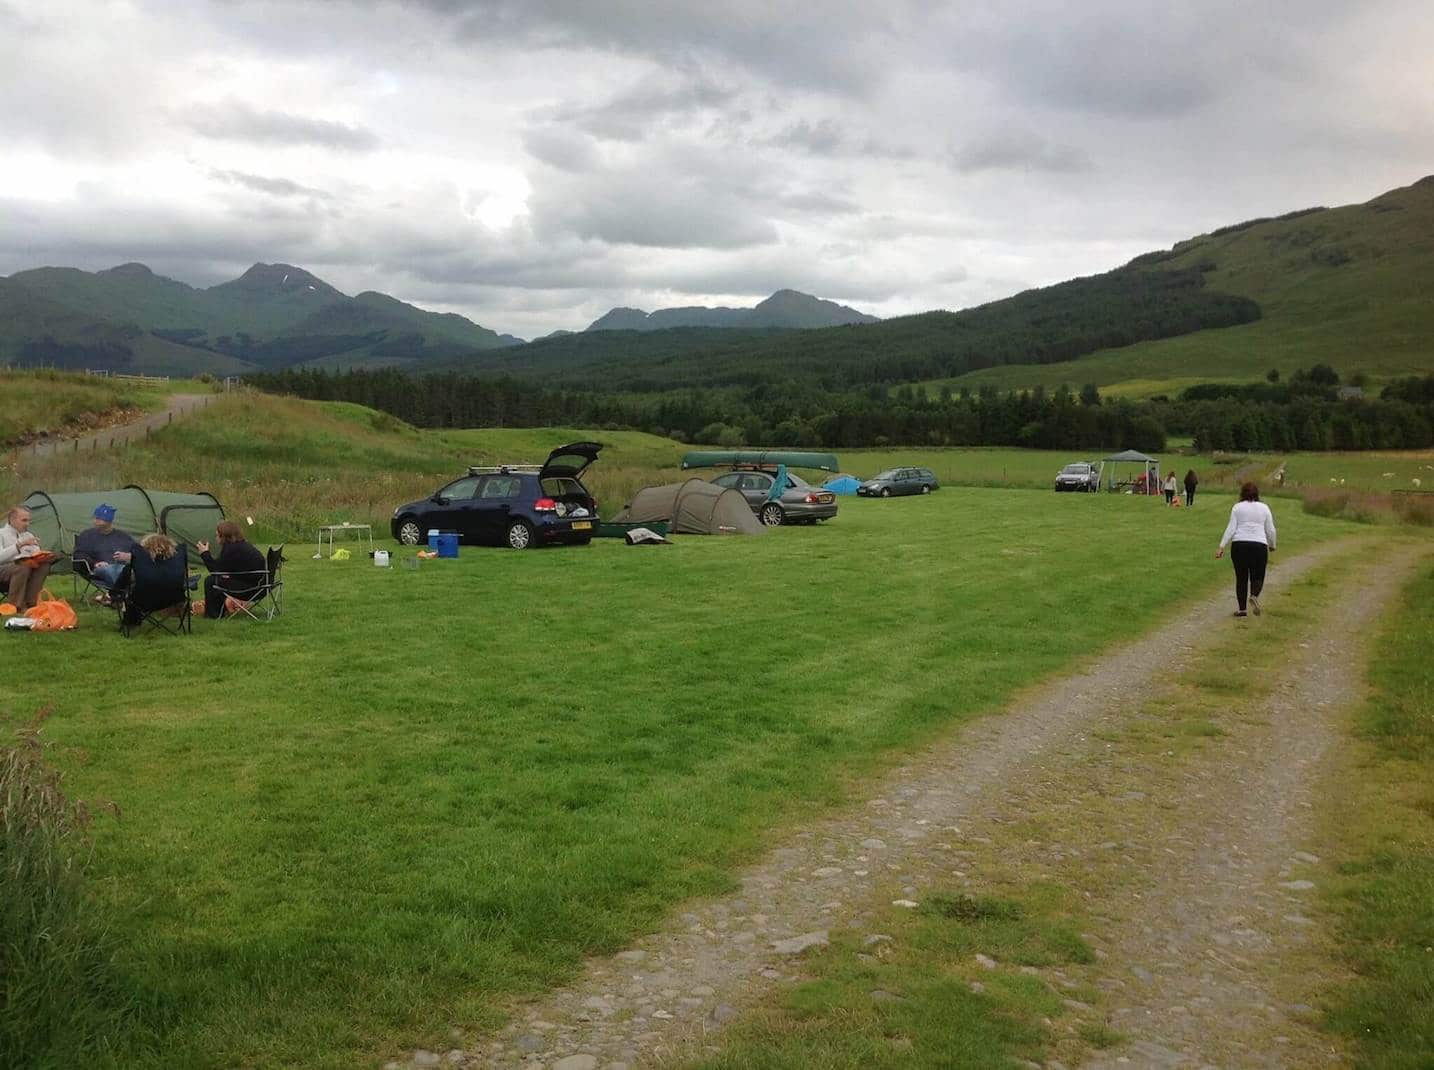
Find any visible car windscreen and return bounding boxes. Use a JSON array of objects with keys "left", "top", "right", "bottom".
[{"left": 1060, "top": 465, "right": 1089, "bottom": 474}]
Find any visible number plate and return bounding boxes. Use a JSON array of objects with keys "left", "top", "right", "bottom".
[{"left": 571, "top": 521, "right": 592, "bottom": 530}]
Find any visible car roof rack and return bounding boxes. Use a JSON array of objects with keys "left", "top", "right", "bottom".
[{"left": 467, "top": 464, "right": 543, "bottom": 475}]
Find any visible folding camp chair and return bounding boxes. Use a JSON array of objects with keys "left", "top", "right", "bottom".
[
  {"left": 214, "top": 546, "right": 285, "bottom": 622},
  {"left": 115, "top": 546, "right": 192, "bottom": 638},
  {"left": 70, "top": 556, "right": 118, "bottom": 609}
]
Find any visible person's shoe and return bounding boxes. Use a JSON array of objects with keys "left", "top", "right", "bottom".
[
  {"left": 1234, "top": 610, "right": 1248, "bottom": 617},
  {"left": 1250, "top": 595, "right": 1262, "bottom": 616}
]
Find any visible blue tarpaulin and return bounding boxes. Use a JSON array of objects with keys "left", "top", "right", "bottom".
[{"left": 823, "top": 475, "right": 862, "bottom": 495}]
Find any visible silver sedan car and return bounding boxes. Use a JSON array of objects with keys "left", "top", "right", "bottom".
[{"left": 710, "top": 469, "right": 838, "bottom": 526}]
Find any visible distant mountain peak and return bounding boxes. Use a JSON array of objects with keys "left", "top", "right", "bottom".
[
  {"left": 585, "top": 290, "right": 878, "bottom": 332},
  {"left": 220, "top": 262, "right": 343, "bottom": 297},
  {"left": 103, "top": 262, "right": 154, "bottom": 277}
]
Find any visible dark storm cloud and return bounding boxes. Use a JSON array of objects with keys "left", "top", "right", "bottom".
[
  {"left": 210, "top": 170, "right": 334, "bottom": 199},
  {"left": 183, "top": 101, "right": 380, "bottom": 150},
  {"left": 951, "top": 130, "right": 1092, "bottom": 174}
]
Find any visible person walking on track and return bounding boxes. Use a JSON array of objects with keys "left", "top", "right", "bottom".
[{"left": 1215, "top": 481, "right": 1277, "bottom": 617}]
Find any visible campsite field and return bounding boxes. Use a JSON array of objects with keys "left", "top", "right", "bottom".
[{"left": 9, "top": 487, "right": 1359, "bottom": 1069}]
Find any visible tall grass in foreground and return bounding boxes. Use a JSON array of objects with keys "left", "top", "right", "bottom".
[
  {"left": 0, "top": 709, "right": 135, "bottom": 1068},
  {"left": 1323, "top": 563, "right": 1434, "bottom": 1066}
]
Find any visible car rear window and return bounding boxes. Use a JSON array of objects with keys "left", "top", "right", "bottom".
[{"left": 541, "top": 477, "right": 588, "bottom": 498}]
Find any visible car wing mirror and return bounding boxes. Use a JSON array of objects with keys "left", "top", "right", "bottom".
[{"left": 432, "top": 494, "right": 449, "bottom": 505}]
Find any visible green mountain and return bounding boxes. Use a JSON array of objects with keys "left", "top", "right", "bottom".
[
  {"left": 586, "top": 288, "right": 878, "bottom": 331},
  {"left": 0, "top": 261, "right": 521, "bottom": 374}
]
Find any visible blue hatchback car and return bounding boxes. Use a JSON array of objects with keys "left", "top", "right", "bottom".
[{"left": 390, "top": 442, "right": 602, "bottom": 549}]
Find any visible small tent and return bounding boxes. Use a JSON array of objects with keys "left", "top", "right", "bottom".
[
  {"left": 822, "top": 474, "right": 862, "bottom": 495},
  {"left": 22, "top": 485, "right": 226, "bottom": 554},
  {"left": 612, "top": 478, "right": 764, "bottom": 535}
]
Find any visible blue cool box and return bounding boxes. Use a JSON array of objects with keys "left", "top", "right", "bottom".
[{"left": 435, "top": 533, "right": 459, "bottom": 558}]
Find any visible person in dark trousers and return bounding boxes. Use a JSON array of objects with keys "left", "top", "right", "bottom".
[
  {"left": 1163, "top": 470, "right": 1177, "bottom": 504},
  {"left": 1183, "top": 469, "right": 1198, "bottom": 507},
  {"left": 195, "top": 520, "right": 265, "bottom": 618},
  {"left": 1215, "top": 482, "right": 1277, "bottom": 617},
  {"left": 73, "top": 503, "right": 140, "bottom": 600}
]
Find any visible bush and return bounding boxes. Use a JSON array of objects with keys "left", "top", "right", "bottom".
[{"left": 1, "top": 711, "right": 131, "bottom": 1066}]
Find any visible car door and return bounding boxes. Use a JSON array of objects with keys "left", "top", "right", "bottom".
[
  {"left": 428, "top": 476, "right": 482, "bottom": 538},
  {"left": 740, "top": 472, "right": 775, "bottom": 510},
  {"left": 895, "top": 468, "right": 914, "bottom": 495},
  {"left": 472, "top": 474, "right": 523, "bottom": 544}
]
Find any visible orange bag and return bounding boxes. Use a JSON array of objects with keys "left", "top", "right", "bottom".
[{"left": 28, "top": 590, "right": 77, "bottom": 632}]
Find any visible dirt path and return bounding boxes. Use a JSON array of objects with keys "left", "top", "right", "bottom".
[
  {"left": 17, "top": 393, "right": 216, "bottom": 459},
  {"left": 377, "top": 538, "right": 1430, "bottom": 1070}
]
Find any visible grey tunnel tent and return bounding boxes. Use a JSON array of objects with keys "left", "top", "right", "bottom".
[
  {"left": 1102, "top": 450, "right": 1161, "bottom": 494},
  {"left": 21, "top": 485, "right": 226, "bottom": 556},
  {"left": 612, "top": 478, "right": 764, "bottom": 535}
]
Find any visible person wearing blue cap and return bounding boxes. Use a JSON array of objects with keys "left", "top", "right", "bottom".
[{"left": 73, "top": 504, "right": 140, "bottom": 601}]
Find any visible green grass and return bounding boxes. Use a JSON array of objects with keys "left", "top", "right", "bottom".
[
  {"left": 6, "top": 484, "right": 1358, "bottom": 1068},
  {"left": 687, "top": 886, "right": 1095, "bottom": 1070},
  {"left": 1321, "top": 561, "right": 1434, "bottom": 1066},
  {"left": 0, "top": 370, "right": 179, "bottom": 446}
]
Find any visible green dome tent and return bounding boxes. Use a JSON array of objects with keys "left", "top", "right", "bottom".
[{"left": 21, "top": 485, "right": 226, "bottom": 555}]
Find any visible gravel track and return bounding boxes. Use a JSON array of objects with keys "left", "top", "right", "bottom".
[{"left": 382, "top": 538, "right": 1432, "bottom": 1070}]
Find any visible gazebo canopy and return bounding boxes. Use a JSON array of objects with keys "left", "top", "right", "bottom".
[{"left": 1103, "top": 449, "right": 1159, "bottom": 463}]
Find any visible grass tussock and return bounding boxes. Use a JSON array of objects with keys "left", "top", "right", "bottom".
[
  {"left": 1321, "top": 563, "right": 1434, "bottom": 1065},
  {"left": 1, "top": 708, "right": 133, "bottom": 1069}
]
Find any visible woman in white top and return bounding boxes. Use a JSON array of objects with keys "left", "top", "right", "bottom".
[
  {"left": 1215, "top": 481, "right": 1277, "bottom": 617},
  {"left": 1163, "top": 471, "right": 1178, "bottom": 504}
]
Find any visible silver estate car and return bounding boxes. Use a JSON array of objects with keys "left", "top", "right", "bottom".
[
  {"left": 857, "top": 467, "right": 940, "bottom": 497},
  {"left": 1054, "top": 462, "right": 1102, "bottom": 492},
  {"left": 710, "top": 469, "right": 838, "bottom": 526}
]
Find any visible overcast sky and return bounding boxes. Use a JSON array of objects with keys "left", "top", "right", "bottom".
[{"left": 2, "top": 1, "right": 1431, "bottom": 339}]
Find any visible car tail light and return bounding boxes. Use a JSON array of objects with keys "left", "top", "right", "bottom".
[
  {"left": 533, "top": 497, "right": 557, "bottom": 512},
  {"left": 805, "top": 493, "right": 818, "bottom": 503}
]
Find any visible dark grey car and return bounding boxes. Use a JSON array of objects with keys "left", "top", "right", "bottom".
[
  {"left": 710, "top": 469, "right": 838, "bottom": 526},
  {"left": 857, "top": 467, "right": 939, "bottom": 497}
]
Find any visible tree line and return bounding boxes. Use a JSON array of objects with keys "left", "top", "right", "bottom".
[{"left": 249, "top": 366, "right": 1434, "bottom": 454}]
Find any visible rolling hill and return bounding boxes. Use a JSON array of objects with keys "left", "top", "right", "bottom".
[{"left": 457, "top": 176, "right": 1434, "bottom": 395}]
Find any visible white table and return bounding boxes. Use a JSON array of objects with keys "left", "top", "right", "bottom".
[{"left": 316, "top": 523, "right": 374, "bottom": 559}]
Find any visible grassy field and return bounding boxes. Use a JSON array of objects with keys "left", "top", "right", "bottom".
[
  {"left": 0, "top": 369, "right": 185, "bottom": 447},
  {"left": 1321, "top": 563, "right": 1434, "bottom": 1066},
  {"left": 7, "top": 481, "right": 1360, "bottom": 1068}
]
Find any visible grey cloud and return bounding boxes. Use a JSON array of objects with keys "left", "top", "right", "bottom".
[
  {"left": 210, "top": 170, "right": 334, "bottom": 199},
  {"left": 549, "top": 71, "right": 739, "bottom": 142},
  {"left": 952, "top": 130, "right": 1092, "bottom": 174},
  {"left": 521, "top": 127, "right": 600, "bottom": 172},
  {"left": 764, "top": 119, "right": 915, "bottom": 160},
  {"left": 182, "top": 101, "right": 380, "bottom": 150}
]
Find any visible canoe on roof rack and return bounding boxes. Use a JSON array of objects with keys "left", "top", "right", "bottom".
[{"left": 680, "top": 450, "right": 840, "bottom": 472}]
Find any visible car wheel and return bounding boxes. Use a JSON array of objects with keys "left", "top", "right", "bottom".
[
  {"left": 506, "top": 520, "right": 534, "bottom": 549},
  {"left": 396, "top": 518, "right": 422, "bottom": 545},
  {"left": 921, "top": 484, "right": 931, "bottom": 494},
  {"left": 880, "top": 487, "right": 892, "bottom": 498},
  {"left": 759, "top": 503, "right": 784, "bottom": 526}
]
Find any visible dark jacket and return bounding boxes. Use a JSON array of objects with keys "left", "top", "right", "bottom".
[
  {"left": 1184, "top": 471, "right": 1199, "bottom": 491},
  {"left": 201, "top": 540, "right": 267, "bottom": 601},
  {"left": 119, "top": 546, "right": 188, "bottom": 624},
  {"left": 73, "top": 526, "right": 139, "bottom": 569}
]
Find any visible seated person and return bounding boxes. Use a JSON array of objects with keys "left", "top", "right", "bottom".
[
  {"left": 1, "top": 505, "right": 55, "bottom": 614},
  {"left": 113, "top": 533, "right": 188, "bottom": 626},
  {"left": 195, "top": 520, "right": 266, "bottom": 619},
  {"left": 73, "top": 503, "right": 140, "bottom": 600}
]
